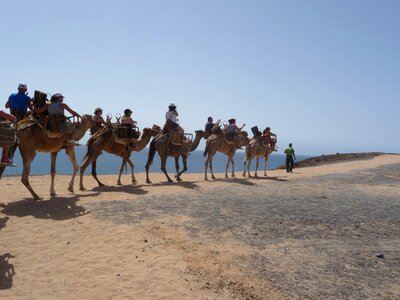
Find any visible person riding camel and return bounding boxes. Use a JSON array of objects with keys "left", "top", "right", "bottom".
[
  {"left": 91, "top": 107, "right": 109, "bottom": 134},
  {"left": 120, "top": 108, "right": 139, "bottom": 147},
  {"left": 204, "top": 116, "right": 221, "bottom": 139},
  {"left": 5, "top": 83, "right": 33, "bottom": 122},
  {"left": 224, "top": 118, "right": 245, "bottom": 149},
  {"left": 34, "top": 92, "right": 82, "bottom": 146},
  {"left": 261, "top": 127, "right": 277, "bottom": 151},
  {"left": 165, "top": 102, "right": 185, "bottom": 142},
  {"left": 0, "top": 110, "right": 17, "bottom": 165}
]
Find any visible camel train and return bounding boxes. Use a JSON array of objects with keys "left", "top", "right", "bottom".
[{"left": 0, "top": 92, "right": 277, "bottom": 200}]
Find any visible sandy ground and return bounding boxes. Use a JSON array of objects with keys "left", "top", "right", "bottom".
[{"left": 0, "top": 154, "right": 399, "bottom": 299}]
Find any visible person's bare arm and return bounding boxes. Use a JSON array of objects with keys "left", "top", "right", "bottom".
[
  {"left": 5, "top": 100, "right": 10, "bottom": 109},
  {"left": 28, "top": 99, "right": 33, "bottom": 111},
  {"left": 62, "top": 104, "right": 82, "bottom": 118},
  {"left": 34, "top": 103, "right": 49, "bottom": 114}
]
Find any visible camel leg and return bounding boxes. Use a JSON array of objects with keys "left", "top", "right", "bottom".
[
  {"left": 204, "top": 155, "right": 211, "bottom": 180},
  {"left": 177, "top": 155, "right": 188, "bottom": 181},
  {"left": 254, "top": 158, "right": 259, "bottom": 177},
  {"left": 117, "top": 157, "right": 126, "bottom": 185},
  {"left": 79, "top": 154, "right": 92, "bottom": 191},
  {"left": 230, "top": 157, "right": 235, "bottom": 177},
  {"left": 225, "top": 157, "right": 230, "bottom": 178},
  {"left": 209, "top": 158, "right": 216, "bottom": 180},
  {"left": 174, "top": 157, "right": 181, "bottom": 180},
  {"left": 21, "top": 151, "right": 40, "bottom": 200},
  {"left": 91, "top": 159, "right": 105, "bottom": 187},
  {"left": 50, "top": 152, "right": 58, "bottom": 196},
  {"left": 242, "top": 159, "right": 247, "bottom": 177},
  {"left": 264, "top": 155, "right": 269, "bottom": 176},
  {"left": 160, "top": 156, "right": 173, "bottom": 183},
  {"left": 65, "top": 146, "right": 79, "bottom": 193},
  {"left": 246, "top": 157, "right": 252, "bottom": 177},
  {"left": 127, "top": 158, "right": 136, "bottom": 183}
]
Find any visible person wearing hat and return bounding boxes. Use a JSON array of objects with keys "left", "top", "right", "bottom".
[
  {"left": 5, "top": 83, "right": 33, "bottom": 121},
  {"left": 0, "top": 110, "right": 17, "bottom": 165},
  {"left": 93, "top": 107, "right": 109, "bottom": 126},
  {"left": 34, "top": 92, "right": 82, "bottom": 146},
  {"left": 121, "top": 109, "right": 137, "bottom": 127},
  {"left": 165, "top": 102, "right": 184, "bottom": 136}
]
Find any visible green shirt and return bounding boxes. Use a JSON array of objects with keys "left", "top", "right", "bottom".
[{"left": 284, "top": 147, "right": 295, "bottom": 158}]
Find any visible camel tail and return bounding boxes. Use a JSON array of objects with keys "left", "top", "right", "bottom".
[
  {"left": 146, "top": 139, "right": 157, "bottom": 167},
  {"left": 82, "top": 138, "right": 95, "bottom": 162},
  {"left": 203, "top": 143, "right": 209, "bottom": 157},
  {"left": 0, "top": 166, "right": 5, "bottom": 180}
]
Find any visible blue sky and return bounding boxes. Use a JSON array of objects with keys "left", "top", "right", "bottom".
[{"left": 1, "top": 0, "right": 399, "bottom": 155}]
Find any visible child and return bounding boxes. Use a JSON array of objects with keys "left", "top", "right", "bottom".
[{"left": 0, "top": 110, "right": 17, "bottom": 165}]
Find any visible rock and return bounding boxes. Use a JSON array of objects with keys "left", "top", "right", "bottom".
[{"left": 376, "top": 253, "right": 384, "bottom": 259}]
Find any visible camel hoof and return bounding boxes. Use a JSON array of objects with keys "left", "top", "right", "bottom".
[
  {"left": 50, "top": 192, "right": 56, "bottom": 197},
  {"left": 67, "top": 187, "right": 74, "bottom": 193},
  {"left": 117, "top": 182, "right": 122, "bottom": 186},
  {"left": 242, "top": 173, "right": 246, "bottom": 177},
  {"left": 79, "top": 187, "right": 86, "bottom": 191},
  {"left": 204, "top": 177, "right": 208, "bottom": 181},
  {"left": 176, "top": 177, "right": 182, "bottom": 182},
  {"left": 146, "top": 180, "right": 152, "bottom": 184},
  {"left": 168, "top": 179, "right": 173, "bottom": 183},
  {"left": 99, "top": 183, "right": 105, "bottom": 187},
  {"left": 231, "top": 174, "right": 236, "bottom": 178},
  {"left": 254, "top": 174, "right": 258, "bottom": 178},
  {"left": 212, "top": 176, "right": 216, "bottom": 180}
]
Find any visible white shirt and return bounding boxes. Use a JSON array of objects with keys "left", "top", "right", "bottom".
[{"left": 165, "top": 111, "right": 178, "bottom": 123}]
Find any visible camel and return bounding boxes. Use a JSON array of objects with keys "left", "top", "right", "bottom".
[
  {"left": 8, "top": 115, "right": 94, "bottom": 200},
  {"left": 145, "top": 130, "right": 204, "bottom": 183},
  {"left": 79, "top": 126, "right": 157, "bottom": 190},
  {"left": 203, "top": 126, "right": 249, "bottom": 180},
  {"left": 242, "top": 137, "right": 273, "bottom": 177}
]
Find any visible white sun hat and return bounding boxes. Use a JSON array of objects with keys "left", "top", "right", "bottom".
[
  {"left": 53, "top": 92, "right": 65, "bottom": 98},
  {"left": 18, "top": 83, "right": 27, "bottom": 89}
]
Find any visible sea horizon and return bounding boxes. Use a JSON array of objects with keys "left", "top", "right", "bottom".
[{"left": 3, "top": 147, "right": 312, "bottom": 176}]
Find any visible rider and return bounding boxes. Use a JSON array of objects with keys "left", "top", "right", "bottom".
[
  {"left": 121, "top": 108, "right": 139, "bottom": 146},
  {"left": 34, "top": 92, "right": 82, "bottom": 146},
  {"left": 93, "top": 107, "right": 108, "bottom": 127},
  {"left": 261, "top": 127, "right": 277, "bottom": 151},
  {"left": 204, "top": 116, "right": 221, "bottom": 138},
  {"left": 225, "top": 118, "right": 245, "bottom": 148},
  {"left": 5, "top": 83, "right": 32, "bottom": 121},
  {"left": 0, "top": 110, "right": 17, "bottom": 165},
  {"left": 165, "top": 102, "right": 184, "bottom": 138}
]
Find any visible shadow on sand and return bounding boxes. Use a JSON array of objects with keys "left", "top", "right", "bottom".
[
  {"left": 0, "top": 217, "right": 9, "bottom": 231},
  {"left": 92, "top": 184, "right": 148, "bottom": 195},
  {"left": 0, "top": 193, "right": 97, "bottom": 220},
  {"left": 145, "top": 180, "right": 200, "bottom": 190},
  {"left": 0, "top": 253, "right": 15, "bottom": 290},
  {"left": 247, "top": 176, "right": 289, "bottom": 182},
  {"left": 213, "top": 177, "right": 256, "bottom": 186}
]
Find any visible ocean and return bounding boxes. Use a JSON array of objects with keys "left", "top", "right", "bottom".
[{"left": 3, "top": 147, "right": 312, "bottom": 176}]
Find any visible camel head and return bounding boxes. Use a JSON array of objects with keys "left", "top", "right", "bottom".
[
  {"left": 141, "top": 127, "right": 158, "bottom": 137},
  {"left": 238, "top": 131, "right": 249, "bottom": 147},
  {"left": 194, "top": 130, "right": 205, "bottom": 138},
  {"left": 152, "top": 124, "right": 162, "bottom": 135}
]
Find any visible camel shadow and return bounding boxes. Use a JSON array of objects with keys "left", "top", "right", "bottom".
[
  {"left": 92, "top": 184, "right": 148, "bottom": 195},
  {"left": 145, "top": 180, "right": 200, "bottom": 190},
  {"left": 0, "top": 194, "right": 96, "bottom": 221},
  {"left": 213, "top": 177, "right": 255, "bottom": 186},
  {"left": 0, "top": 253, "right": 15, "bottom": 290},
  {"left": 248, "top": 176, "right": 288, "bottom": 182},
  {"left": 0, "top": 217, "right": 9, "bottom": 231}
]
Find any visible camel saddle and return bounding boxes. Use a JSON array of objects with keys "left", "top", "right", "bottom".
[
  {"left": 112, "top": 125, "right": 137, "bottom": 146},
  {"left": 0, "top": 122, "right": 17, "bottom": 147},
  {"left": 17, "top": 117, "right": 66, "bottom": 139}
]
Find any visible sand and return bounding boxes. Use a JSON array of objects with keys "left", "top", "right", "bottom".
[{"left": 0, "top": 154, "right": 399, "bottom": 299}]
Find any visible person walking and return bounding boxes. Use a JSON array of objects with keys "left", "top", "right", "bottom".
[
  {"left": 5, "top": 83, "right": 32, "bottom": 121},
  {"left": 284, "top": 143, "right": 296, "bottom": 173}
]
